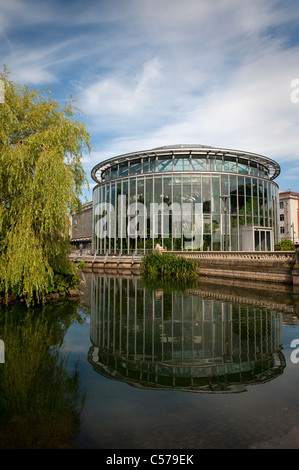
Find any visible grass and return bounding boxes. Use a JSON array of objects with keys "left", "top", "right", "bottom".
[{"left": 140, "top": 252, "right": 198, "bottom": 281}]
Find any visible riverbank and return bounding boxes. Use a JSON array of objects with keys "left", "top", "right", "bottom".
[{"left": 71, "top": 250, "right": 299, "bottom": 287}]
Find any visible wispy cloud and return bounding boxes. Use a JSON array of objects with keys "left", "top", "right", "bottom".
[{"left": 1, "top": 0, "right": 299, "bottom": 197}]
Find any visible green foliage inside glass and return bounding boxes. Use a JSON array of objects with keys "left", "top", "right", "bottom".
[{"left": 0, "top": 67, "right": 91, "bottom": 305}]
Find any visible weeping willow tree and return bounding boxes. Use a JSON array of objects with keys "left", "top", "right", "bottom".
[{"left": 0, "top": 67, "right": 91, "bottom": 305}]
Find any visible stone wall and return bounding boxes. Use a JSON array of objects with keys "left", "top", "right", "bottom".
[
  {"left": 172, "top": 251, "right": 296, "bottom": 284},
  {"left": 72, "top": 249, "right": 299, "bottom": 286},
  {"left": 71, "top": 202, "right": 92, "bottom": 244}
]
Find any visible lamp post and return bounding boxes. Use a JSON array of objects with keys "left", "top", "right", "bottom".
[
  {"left": 291, "top": 222, "right": 295, "bottom": 244},
  {"left": 220, "top": 195, "right": 230, "bottom": 251}
]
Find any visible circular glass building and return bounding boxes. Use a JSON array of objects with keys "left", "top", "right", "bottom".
[{"left": 91, "top": 144, "right": 280, "bottom": 254}]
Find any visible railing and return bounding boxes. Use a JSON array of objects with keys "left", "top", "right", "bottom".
[
  {"left": 71, "top": 250, "right": 296, "bottom": 262},
  {"left": 169, "top": 251, "right": 296, "bottom": 262}
]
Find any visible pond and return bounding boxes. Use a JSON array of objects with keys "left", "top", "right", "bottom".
[{"left": 1, "top": 273, "right": 299, "bottom": 449}]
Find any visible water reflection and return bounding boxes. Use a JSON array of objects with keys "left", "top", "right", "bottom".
[
  {"left": 0, "top": 301, "right": 86, "bottom": 449},
  {"left": 88, "top": 276, "right": 286, "bottom": 393}
]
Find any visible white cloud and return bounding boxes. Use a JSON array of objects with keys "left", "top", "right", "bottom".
[{"left": 1, "top": 0, "right": 299, "bottom": 193}]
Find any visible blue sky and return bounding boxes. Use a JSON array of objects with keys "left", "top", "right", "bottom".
[{"left": 1, "top": 0, "right": 299, "bottom": 201}]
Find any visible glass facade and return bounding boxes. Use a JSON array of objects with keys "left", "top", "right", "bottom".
[{"left": 92, "top": 146, "right": 280, "bottom": 254}]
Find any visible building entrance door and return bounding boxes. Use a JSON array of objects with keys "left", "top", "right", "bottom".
[{"left": 254, "top": 228, "right": 273, "bottom": 251}]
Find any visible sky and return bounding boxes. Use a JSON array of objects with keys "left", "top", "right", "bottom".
[{"left": 1, "top": 0, "right": 299, "bottom": 201}]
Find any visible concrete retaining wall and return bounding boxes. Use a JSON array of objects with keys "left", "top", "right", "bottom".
[{"left": 72, "top": 249, "right": 299, "bottom": 286}]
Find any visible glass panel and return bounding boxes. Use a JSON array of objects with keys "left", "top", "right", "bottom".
[
  {"left": 221, "top": 174, "right": 229, "bottom": 196},
  {"left": 212, "top": 214, "right": 220, "bottom": 234},
  {"left": 216, "top": 157, "right": 223, "bottom": 171},
  {"left": 116, "top": 182, "right": 122, "bottom": 252},
  {"left": 105, "top": 168, "right": 111, "bottom": 181},
  {"left": 238, "top": 158, "right": 249, "bottom": 174},
  {"left": 174, "top": 157, "right": 190, "bottom": 171},
  {"left": 158, "top": 157, "right": 173, "bottom": 172},
  {"left": 266, "top": 231, "right": 271, "bottom": 250},
  {"left": 111, "top": 165, "right": 118, "bottom": 179},
  {"left": 143, "top": 158, "right": 150, "bottom": 174},
  {"left": 150, "top": 157, "right": 156, "bottom": 172},
  {"left": 259, "top": 180, "right": 264, "bottom": 225},
  {"left": 137, "top": 178, "right": 144, "bottom": 204},
  {"left": 163, "top": 176, "right": 172, "bottom": 204},
  {"left": 154, "top": 177, "right": 162, "bottom": 203},
  {"left": 230, "top": 195, "right": 238, "bottom": 214},
  {"left": 182, "top": 176, "right": 192, "bottom": 203},
  {"left": 130, "top": 159, "right": 141, "bottom": 175},
  {"left": 122, "top": 180, "right": 128, "bottom": 252},
  {"left": 172, "top": 176, "right": 182, "bottom": 250},
  {"left": 246, "top": 178, "right": 252, "bottom": 197},
  {"left": 250, "top": 162, "right": 258, "bottom": 176},
  {"left": 191, "top": 157, "right": 207, "bottom": 171},
  {"left": 129, "top": 178, "right": 136, "bottom": 204},
  {"left": 192, "top": 176, "right": 201, "bottom": 203},
  {"left": 163, "top": 176, "right": 172, "bottom": 250},
  {"left": 203, "top": 215, "right": 211, "bottom": 233},
  {"left": 255, "top": 230, "right": 260, "bottom": 251},
  {"left": 261, "top": 231, "right": 265, "bottom": 250},
  {"left": 145, "top": 177, "right": 153, "bottom": 249},
  {"left": 264, "top": 181, "right": 269, "bottom": 225},
  {"left": 212, "top": 176, "right": 220, "bottom": 213},
  {"left": 119, "top": 162, "right": 128, "bottom": 177},
  {"left": 153, "top": 177, "right": 162, "bottom": 243},
  {"left": 224, "top": 156, "right": 237, "bottom": 173},
  {"left": 202, "top": 176, "right": 211, "bottom": 214},
  {"left": 209, "top": 156, "right": 216, "bottom": 171}
]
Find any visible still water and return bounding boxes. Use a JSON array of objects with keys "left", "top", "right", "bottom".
[{"left": 1, "top": 273, "right": 299, "bottom": 449}]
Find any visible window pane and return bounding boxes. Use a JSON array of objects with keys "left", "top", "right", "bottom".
[
  {"left": 163, "top": 176, "right": 172, "bottom": 204},
  {"left": 202, "top": 176, "right": 211, "bottom": 213},
  {"left": 192, "top": 176, "right": 201, "bottom": 204},
  {"left": 250, "top": 162, "right": 258, "bottom": 176},
  {"left": 174, "top": 157, "right": 190, "bottom": 171},
  {"left": 238, "top": 158, "right": 249, "bottom": 174},
  {"left": 137, "top": 178, "right": 144, "bottom": 203},
  {"left": 119, "top": 162, "right": 128, "bottom": 177},
  {"left": 216, "top": 157, "right": 223, "bottom": 171},
  {"left": 224, "top": 156, "right": 237, "bottom": 173},
  {"left": 212, "top": 176, "right": 220, "bottom": 213},
  {"left": 130, "top": 159, "right": 141, "bottom": 175},
  {"left": 158, "top": 157, "right": 173, "bottom": 172},
  {"left": 191, "top": 157, "right": 207, "bottom": 171},
  {"left": 111, "top": 165, "right": 118, "bottom": 179}
]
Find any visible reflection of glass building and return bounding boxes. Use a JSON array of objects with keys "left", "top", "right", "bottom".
[
  {"left": 92, "top": 144, "right": 280, "bottom": 254},
  {"left": 88, "top": 276, "right": 285, "bottom": 393}
]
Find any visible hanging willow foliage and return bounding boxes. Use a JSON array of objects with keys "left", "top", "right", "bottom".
[{"left": 0, "top": 67, "right": 91, "bottom": 305}]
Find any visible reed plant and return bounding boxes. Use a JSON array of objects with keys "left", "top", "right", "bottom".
[{"left": 141, "top": 253, "right": 198, "bottom": 281}]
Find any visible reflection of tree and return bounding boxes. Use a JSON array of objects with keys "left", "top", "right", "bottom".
[{"left": 0, "top": 301, "right": 86, "bottom": 449}]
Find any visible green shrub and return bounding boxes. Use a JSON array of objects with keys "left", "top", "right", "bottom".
[
  {"left": 141, "top": 253, "right": 198, "bottom": 281},
  {"left": 274, "top": 239, "right": 296, "bottom": 251}
]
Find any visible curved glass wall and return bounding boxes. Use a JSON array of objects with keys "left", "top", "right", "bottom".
[
  {"left": 92, "top": 148, "right": 280, "bottom": 254},
  {"left": 93, "top": 172, "right": 279, "bottom": 254},
  {"left": 100, "top": 153, "right": 270, "bottom": 182},
  {"left": 88, "top": 276, "right": 285, "bottom": 393}
]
